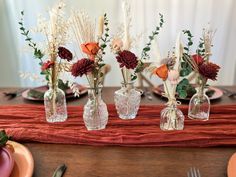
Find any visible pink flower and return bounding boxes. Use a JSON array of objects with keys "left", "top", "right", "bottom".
[
  {"left": 167, "top": 70, "right": 179, "bottom": 84},
  {"left": 111, "top": 38, "right": 123, "bottom": 52}
]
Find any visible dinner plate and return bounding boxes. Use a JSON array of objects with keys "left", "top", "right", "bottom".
[
  {"left": 228, "top": 152, "right": 236, "bottom": 177},
  {"left": 0, "top": 147, "right": 14, "bottom": 177},
  {"left": 8, "top": 141, "right": 34, "bottom": 177},
  {"left": 152, "top": 84, "right": 223, "bottom": 101},
  {"left": 22, "top": 84, "right": 87, "bottom": 101}
]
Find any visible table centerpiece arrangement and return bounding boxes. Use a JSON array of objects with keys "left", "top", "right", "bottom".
[
  {"left": 147, "top": 34, "right": 185, "bottom": 130},
  {"left": 69, "top": 11, "right": 110, "bottom": 130},
  {"left": 18, "top": 1, "right": 77, "bottom": 123},
  {"left": 111, "top": 0, "right": 164, "bottom": 120},
  {"left": 182, "top": 28, "right": 220, "bottom": 121}
]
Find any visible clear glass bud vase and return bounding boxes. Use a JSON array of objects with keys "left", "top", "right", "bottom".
[
  {"left": 160, "top": 101, "right": 184, "bottom": 131},
  {"left": 188, "top": 86, "right": 210, "bottom": 121},
  {"left": 83, "top": 87, "right": 108, "bottom": 130},
  {"left": 114, "top": 82, "right": 141, "bottom": 119},
  {"left": 44, "top": 83, "right": 68, "bottom": 123}
]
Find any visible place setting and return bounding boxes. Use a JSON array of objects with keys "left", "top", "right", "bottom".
[{"left": 0, "top": 0, "right": 236, "bottom": 176}]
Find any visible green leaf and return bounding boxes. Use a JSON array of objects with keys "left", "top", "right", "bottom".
[
  {"left": 178, "top": 90, "right": 187, "bottom": 98},
  {"left": 0, "top": 130, "right": 10, "bottom": 147},
  {"left": 143, "top": 47, "right": 150, "bottom": 52},
  {"left": 149, "top": 36, "right": 154, "bottom": 40},
  {"left": 188, "top": 41, "right": 193, "bottom": 46},
  {"left": 180, "top": 69, "right": 191, "bottom": 77},
  {"left": 131, "top": 75, "right": 137, "bottom": 81}
]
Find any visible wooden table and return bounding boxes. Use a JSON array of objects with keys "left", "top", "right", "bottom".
[{"left": 1, "top": 86, "right": 236, "bottom": 177}]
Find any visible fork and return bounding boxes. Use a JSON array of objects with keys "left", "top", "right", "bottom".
[{"left": 187, "top": 167, "right": 201, "bottom": 177}]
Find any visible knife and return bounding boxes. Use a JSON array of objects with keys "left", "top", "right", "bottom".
[{"left": 52, "top": 164, "right": 67, "bottom": 177}]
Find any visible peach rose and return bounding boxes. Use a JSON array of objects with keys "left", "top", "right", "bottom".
[{"left": 81, "top": 42, "right": 100, "bottom": 60}]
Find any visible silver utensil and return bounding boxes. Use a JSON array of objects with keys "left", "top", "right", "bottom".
[
  {"left": 187, "top": 167, "right": 201, "bottom": 177},
  {"left": 3, "top": 89, "right": 26, "bottom": 100},
  {"left": 52, "top": 164, "right": 67, "bottom": 177}
]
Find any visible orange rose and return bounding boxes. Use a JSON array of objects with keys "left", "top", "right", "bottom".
[
  {"left": 154, "top": 64, "right": 168, "bottom": 81},
  {"left": 81, "top": 42, "right": 100, "bottom": 60}
]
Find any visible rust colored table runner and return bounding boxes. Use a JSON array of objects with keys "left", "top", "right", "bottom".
[{"left": 0, "top": 104, "right": 236, "bottom": 147}]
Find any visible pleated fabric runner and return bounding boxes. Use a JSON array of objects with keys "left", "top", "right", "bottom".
[{"left": 1, "top": 104, "right": 236, "bottom": 147}]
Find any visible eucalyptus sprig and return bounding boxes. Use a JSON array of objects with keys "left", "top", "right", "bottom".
[
  {"left": 141, "top": 13, "right": 164, "bottom": 60},
  {"left": 179, "top": 30, "right": 194, "bottom": 77},
  {"left": 182, "top": 30, "right": 193, "bottom": 54},
  {"left": 99, "top": 13, "right": 110, "bottom": 59},
  {"left": 19, "top": 11, "right": 50, "bottom": 80},
  {"left": 0, "top": 130, "right": 10, "bottom": 147},
  {"left": 176, "top": 30, "right": 195, "bottom": 98},
  {"left": 196, "top": 38, "right": 205, "bottom": 56},
  {"left": 19, "top": 11, "right": 44, "bottom": 63},
  {"left": 131, "top": 13, "right": 164, "bottom": 81}
]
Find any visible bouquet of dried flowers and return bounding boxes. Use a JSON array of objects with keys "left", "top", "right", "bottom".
[
  {"left": 18, "top": 1, "right": 77, "bottom": 94},
  {"left": 147, "top": 34, "right": 185, "bottom": 130},
  {"left": 69, "top": 11, "right": 109, "bottom": 92},
  {"left": 110, "top": 0, "right": 164, "bottom": 84},
  {"left": 183, "top": 28, "right": 220, "bottom": 94},
  {"left": 177, "top": 29, "right": 220, "bottom": 99}
]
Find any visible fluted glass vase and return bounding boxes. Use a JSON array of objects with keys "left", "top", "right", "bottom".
[
  {"left": 44, "top": 83, "right": 68, "bottom": 123},
  {"left": 114, "top": 82, "right": 141, "bottom": 119},
  {"left": 188, "top": 86, "right": 210, "bottom": 121},
  {"left": 160, "top": 102, "right": 184, "bottom": 131},
  {"left": 83, "top": 87, "right": 108, "bottom": 130}
]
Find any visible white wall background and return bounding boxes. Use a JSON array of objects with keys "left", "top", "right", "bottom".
[{"left": 0, "top": 0, "right": 236, "bottom": 87}]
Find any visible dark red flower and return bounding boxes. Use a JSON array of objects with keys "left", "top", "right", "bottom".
[
  {"left": 192, "top": 54, "right": 204, "bottom": 66},
  {"left": 71, "top": 58, "right": 94, "bottom": 77},
  {"left": 58, "top": 47, "right": 73, "bottom": 61},
  {"left": 116, "top": 50, "right": 138, "bottom": 69},
  {"left": 41, "top": 60, "right": 54, "bottom": 71},
  {"left": 199, "top": 62, "right": 220, "bottom": 80}
]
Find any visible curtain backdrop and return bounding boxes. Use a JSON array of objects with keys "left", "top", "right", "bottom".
[{"left": 1, "top": 0, "right": 236, "bottom": 87}]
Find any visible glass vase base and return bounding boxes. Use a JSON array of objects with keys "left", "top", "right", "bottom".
[
  {"left": 188, "top": 112, "right": 209, "bottom": 121},
  {"left": 160, "top": 123, "right": 184, "bottom": 131},
  {"left": 46, "top": 115, "right": 67, "bottom": 123},
  {"left": 85, "top": 125, "right": 106, "bottom": 131},
  {"left": 118, "top": 114, "right": 136, "bottom": 120}
]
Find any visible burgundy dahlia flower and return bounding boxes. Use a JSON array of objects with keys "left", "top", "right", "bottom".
[
  {"left": 71, "top": 58, "right": 94, "bottom": 77},
  {"left": 58, "top": 47, "right": 73, "bottom": 61},
  {"left": 116, "top": 50, "right": 138, "bottom": 69}
]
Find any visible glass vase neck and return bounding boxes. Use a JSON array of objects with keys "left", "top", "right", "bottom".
[
  {"left": 87, "top": 86, "right": 103, "bottom": 99},
  {"left": 48, "top": 82, "right": 58, "bottom": 90},
  {"left": 121, "top": 82, "right": 134, "bottom": 89}
]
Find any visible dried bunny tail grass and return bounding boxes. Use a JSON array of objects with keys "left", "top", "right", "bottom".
[
  {"left": 58, "top": 62, "right": 72, "bottom": 72},
  {"left": 32, "top": 0, "right": 69, "bottom": 56},
  {"left": 70, "top": 10, "right": 95, "bottom": 44},
  {"left": 122, "top": 0, "right": 132, "bottom": 50},
  {"left": 202, "top": 27, "right": 216, "bottom": 60},
  {"left": 183, "top": 54, "right": 199, "bottom": 72}
]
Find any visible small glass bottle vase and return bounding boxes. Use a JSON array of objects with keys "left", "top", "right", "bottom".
[
  {"left": 83, "top": 87, "right": 108, "bottom": 130},
  {"left": 188, "top": 86, "right": 210, "bottom": 121},
  {"left": 114, "top": 82, "right": 141, "bottom": 119},
  {"left": 44, "top": 83, "right": 68, "bottom": 123},
  {"left": 160, "top": 102, "right": 184, "bottom": 131}
]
